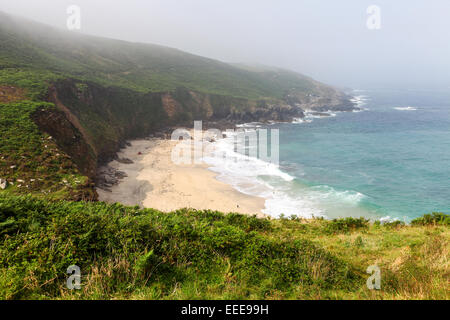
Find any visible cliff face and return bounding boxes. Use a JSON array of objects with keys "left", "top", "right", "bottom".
[
  {"left": 32, "top": 107, "right": 97, "bottom": 178},
  {"left": 34, "top": 79, "right": 354, "bottom": 181},
  {"left": 284, "top": 84, "right": 357, "bottom": 112},
  {"left": 1, "top": 11, "right": 358, "bottom": 200}
]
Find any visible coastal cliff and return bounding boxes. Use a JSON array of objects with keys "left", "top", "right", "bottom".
[
  {"left": 37, "top": 79, "right": 355, "bottom": 181},
  {"left": 0, "top": 11, "right": 448, "bottom": 303},
  {"left": 0, "top": 10, "right": 356, "bottom": 199}
]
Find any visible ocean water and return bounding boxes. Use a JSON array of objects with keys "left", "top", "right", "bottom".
[{"left": 204, "top": 89, "right": 450, "bottom": 221}]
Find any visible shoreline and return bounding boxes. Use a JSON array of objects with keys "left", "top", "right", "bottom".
[
  {"left": 96, "top": 137, "right": 267, "bottom": 217},
  {"left": 96, "top": 100, "right": 366, "bottom": 220}
]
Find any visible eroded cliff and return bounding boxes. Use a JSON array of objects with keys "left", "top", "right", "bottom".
[{"left": 37, "top": 79, "right": 355, "bottom": 182}]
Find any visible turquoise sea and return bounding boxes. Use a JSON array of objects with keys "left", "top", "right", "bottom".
[{"left": 205, "top": 89, "right": 450, "bottom": 221}]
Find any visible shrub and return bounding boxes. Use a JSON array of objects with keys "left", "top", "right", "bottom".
[
  {"left": 0, "top": 195, "right": 359, "bottom": 299},
  {"left": 383, "top": 220, "right": 406, "bottom": 229},
  {"left": 411, "top": 212, "right": 449, "bottom": 226},
  {"left": 325, "top": 217, "right": 370, "bottom": 234}
]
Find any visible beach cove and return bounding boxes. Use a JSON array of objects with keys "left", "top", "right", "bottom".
[{"left": 96, "top": 136, "right": 267, "bottom": 217}]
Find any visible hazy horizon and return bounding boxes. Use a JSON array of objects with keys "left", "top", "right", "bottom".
[{"left": 1, "top": 0, "right": 449, "bottom": 91}]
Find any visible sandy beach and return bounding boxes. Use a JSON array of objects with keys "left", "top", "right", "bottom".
[{"left": 97, "top": 136, "right": 266, "bottom": 217}]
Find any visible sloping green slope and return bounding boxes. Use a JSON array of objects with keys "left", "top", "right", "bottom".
[
  {"left": 0, "top": 11, "right": 322, "bottom": 100},
  {"left": 0, "top": 11, "right": 351, "bottom": 198},
  {"left": 0, "top": 195, "right": 448, "bottom": 300}
]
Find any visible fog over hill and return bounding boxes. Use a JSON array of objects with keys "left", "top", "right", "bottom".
[
  {"left": 0, "top": 10, "right": 355, "bottom": 193},
  {"left": 0, "top": 2, "right": 449, "bottom": 302},
  {"left": 1, "top": 0, "right": 449, "bottom": 90}
]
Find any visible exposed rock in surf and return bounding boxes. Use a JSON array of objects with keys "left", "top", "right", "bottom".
[{"left": 308, "top": 111, "right": 334, "bottom": 117}]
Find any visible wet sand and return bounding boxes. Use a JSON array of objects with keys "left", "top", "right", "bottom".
[{"left": 97, "top": 137, "right": 266, "bottom": 217}]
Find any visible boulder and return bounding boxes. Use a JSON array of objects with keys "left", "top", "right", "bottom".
[{"left": 117, "top": 158, "right": 134, "bottom": 164}]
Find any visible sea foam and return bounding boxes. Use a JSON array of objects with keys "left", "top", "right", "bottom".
[
  {"left": 394, "top": 106, "right": 417, "bottom": 111},
  {"left": 202, "top": 130, "right": 366, "bottom": 219}
]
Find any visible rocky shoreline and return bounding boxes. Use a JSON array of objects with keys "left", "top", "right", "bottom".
[
  {"left": 96, "top": 165, "right": 129, "bottom": 192},
  {"left": 95, "top": 91, "right": 359, "bottom": 189},
  {"left": 95, "top": 97, "right": 359, "bottom": 193},
  {"left": 41, "top": 77, "right": 358, "bottom": 197}
]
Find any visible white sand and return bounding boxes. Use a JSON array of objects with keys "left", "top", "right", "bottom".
[{"left": 97, "top": 138, "right": 266, "bottom": 217}]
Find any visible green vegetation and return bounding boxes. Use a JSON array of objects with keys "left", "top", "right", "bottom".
[
  {"left": 0, "top": 195, "right": 448, "bottom": 300},
  {"left": 0, "top": 11, "right": 344, "bottom": 179},
  {"left": 0, "top": 68, "right": 63, "bottom": 101},
  {"left": 0, "top": 10, "right": 349, "bottom": 185},
  {"left": 0, "top": 101, "right": 93, "bottom": 200},
  {"left": 411, "top": 212, "right": 449, "bottom": 226},
  {"left": 0, "top": 11, "right": 448, "bottom": 301},
  {"left": 0, "top": 11, "right": 323, "bottom": 101},
  {"left": 325, "top": 217, "right": 370, "bottom": 234}
]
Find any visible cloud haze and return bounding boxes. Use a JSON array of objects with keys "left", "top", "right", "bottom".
[{"left": 1, "top": 0, "right": 449, "bottom": 90}]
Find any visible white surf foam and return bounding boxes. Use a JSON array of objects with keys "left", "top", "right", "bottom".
[
  {"left": 308, "top": 185, "right": 366, "bottom": 205},
  {"left": 350, "top": 95, "right": 369, "bottom": 107},
  {"left": 291, "top": 94, "right": 370, "bottom": 125},
  {"left": 394, "top": 106, "right": 417, "bottom": 111},
  {"left": 292, "top": 117, "right": 313, "bottom": 124},
  {"left": 379, "top": 216, "right": 400, "bottom": 224},
  {"left": 202, "top": 131, "right": 366, "bottom": 219},
  {"left": 236, "top": 122, "right": 263, "bottom": 128}
]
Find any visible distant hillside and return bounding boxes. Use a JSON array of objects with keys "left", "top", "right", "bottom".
[
  {"left": 0, "top": 11, "right": 355, "bottom": 200},
  {"left": 0, "top": 12, "right": 448, "bottom": 302},
  {"left": 0, "top": 11, "right": 346, "bottom": 101}
]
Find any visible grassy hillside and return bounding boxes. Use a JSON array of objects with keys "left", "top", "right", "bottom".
[
  {"left": 0, "top": 195, "right": 448, "bottom": 300},
  {"left": 0, "top": 11, "right": 329, "bottom": 101},
  {"left": 0, "top": 11, "right": 353, "bottom": 188},
  {"left": 0, "top": 101, "right": 96, "bottom": 200},
  {"left": 0, "top": 12, "right": 447, "bottom": 301}
]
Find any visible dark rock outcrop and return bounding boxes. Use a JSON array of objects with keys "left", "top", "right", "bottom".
[
  {"left": 32, "top": 79, "right": 355, "bottom": 193},
  {"left": 226, "top": 104, "right": 305, "bottom": 123}
]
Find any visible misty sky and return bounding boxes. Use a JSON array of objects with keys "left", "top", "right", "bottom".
[{"left": 1, "top": 0, "right": 449, "bottom": 90}]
